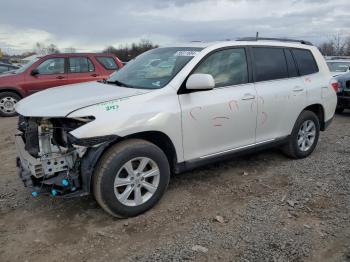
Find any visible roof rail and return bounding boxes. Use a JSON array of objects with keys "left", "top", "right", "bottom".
[{"left": 237, "top": 37, "right": 313, "bottom": 46}]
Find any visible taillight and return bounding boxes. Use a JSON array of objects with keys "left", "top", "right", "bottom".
[{"left": 330, "top": 80, "right": 339, "bottom": 92}]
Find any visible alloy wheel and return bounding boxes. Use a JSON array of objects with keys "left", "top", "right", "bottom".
[
  {"left": 114, "top": 157, "right": 160, "bottom": 206},
  {"left": 297, "top": 120, "right": 316, "bottom": 152}
]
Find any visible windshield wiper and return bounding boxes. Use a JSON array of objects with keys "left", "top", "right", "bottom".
[{"left": 105, "top": 80, "right": 134, "bottom": 88}]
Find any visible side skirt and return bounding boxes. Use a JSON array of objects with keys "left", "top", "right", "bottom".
[{"left": 174, "top": 136, "right": 290, "bottom": 174}]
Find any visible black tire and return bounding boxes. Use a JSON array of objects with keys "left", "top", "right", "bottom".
[
  {"left": 282, "top": 110, "right": 320, "bottom": 159},
  {"left": 0, "top": 92, "right": 21, "bottom": 117},
  {"left": 335, "top": 107, "right": 344, "bottom": 114},
  {"left": 93, "top": 139, "right": 170, "bottom": 218}
]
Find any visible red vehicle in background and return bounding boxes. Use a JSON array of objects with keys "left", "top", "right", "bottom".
[{"left": 0, "top": 53, "right": 123, "bottom": 116}]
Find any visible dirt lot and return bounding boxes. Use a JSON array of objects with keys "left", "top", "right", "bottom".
[{"left": 0, "top": 114, "right": 350, "bottom": 262}]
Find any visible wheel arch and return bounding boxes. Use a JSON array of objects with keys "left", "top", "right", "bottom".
[
  {"left": 302, "top": 104, "right": 325, "bottom": 131},
  {"left": 123, "top": 131, "right": 178, "bottom": 173},
  {"left": 0, "top": 87, "right": 24, "bottom": 98},
  {"left": 82, "top": 130, "right": 179, "bottom": 194}
]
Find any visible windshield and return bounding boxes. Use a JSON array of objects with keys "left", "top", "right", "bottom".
[
  {"left": 15, "top": 57, "right": 40, "bottom": 74},
  {"left": 326, "top": 61, "right": 350, "bottom": 73},
  {"left": 107, "top": 47, "right": 203, "bottom": 89}
]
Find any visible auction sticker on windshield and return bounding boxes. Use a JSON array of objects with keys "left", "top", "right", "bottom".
[{"left": 174, "top": 51, "right": 200, "bottom": 57}]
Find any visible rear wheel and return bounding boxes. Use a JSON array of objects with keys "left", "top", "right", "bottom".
[
  {"left": 93, "top": 139, "right": 170, "bottom": 218},
  {"left": 282, "top": 110, "right": 320, "bottom": 159},
  {"left": 0, "top": 92, "right": 20, "bottom": 117}
]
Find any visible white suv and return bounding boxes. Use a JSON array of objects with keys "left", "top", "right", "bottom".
[{"left": 15, "top": 39, "right": 337, "bottom": 217}]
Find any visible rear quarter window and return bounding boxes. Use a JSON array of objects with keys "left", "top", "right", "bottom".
[
  {"left": 292, "top": 49, "right": 319, "bottom": 76},
  {"left": 96, "top": 57, "right": 118, "bottom": 70}
]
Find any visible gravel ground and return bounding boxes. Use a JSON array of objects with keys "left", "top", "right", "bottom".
[{"left": 0, "top": 113, "right": 349, "bottom": 262}]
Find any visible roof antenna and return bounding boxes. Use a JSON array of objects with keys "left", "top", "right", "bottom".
[{"left": 256, "top": 32, "right": 259, "bottom": 41}]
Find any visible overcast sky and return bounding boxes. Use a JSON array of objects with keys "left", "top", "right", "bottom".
[{"left": 1, "top": 0, "right": 349, "bottom": 54}]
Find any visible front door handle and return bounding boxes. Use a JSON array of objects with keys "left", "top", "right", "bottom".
[
  {"left": 91, "top": 73, "right": 99, "bottom": 77},
  {"left": 241, "top": 93, "right": 256, "bottom": 100},
  {"left": 293, "top": 86, "right": 304, "bottom": 92},
  {"left": 56, "top": 76, "right": 65, "bottom": 79}
]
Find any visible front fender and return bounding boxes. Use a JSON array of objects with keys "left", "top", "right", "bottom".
[{"left": 67, "top": 88, "right": 184, "bottom": 162}]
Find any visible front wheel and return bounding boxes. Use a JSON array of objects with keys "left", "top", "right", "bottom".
[
  {"left": 282, "top": 110, "right": 320, "bottom": 159},
  {"left": 93, "top": 139, "right": 170, "bottom": 218},
  {"left": 0, "top": 92, "right": 20, "bottom": 117}
]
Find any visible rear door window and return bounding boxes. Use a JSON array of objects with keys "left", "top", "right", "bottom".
[
  {"left": 252, "top": 47, "right": 288, "bottom": 82},
  {"left": 193, "top": 48, "right": 249, "bottom": 87},
  {"left": 96, "top": 57, "right": 118, "bottom": 70},
  {"left": 69, "top": 57, "right": 95, "bottom": 73},
  {"left": 291, "top": 49, "right": 318, "bottom": 76}
]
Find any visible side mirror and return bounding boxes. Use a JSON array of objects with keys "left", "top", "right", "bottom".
[
  {"left": 30, "top": 69, "right": 39, "bottom": 76},
  {"left": 186, "top": 73, "right": 215, "bottom": 90}
]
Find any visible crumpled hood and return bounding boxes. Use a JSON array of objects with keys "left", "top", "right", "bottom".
[{"left": 16, "top": 81, "right": 151, "bottom": 117}]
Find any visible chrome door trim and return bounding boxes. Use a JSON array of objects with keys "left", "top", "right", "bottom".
[{"left": 199, "top": 138, "right": 276, "bottom": 159}]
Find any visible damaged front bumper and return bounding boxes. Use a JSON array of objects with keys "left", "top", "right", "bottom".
[{"left": 15, "top": 116, "right": 118, "bottom": 198}]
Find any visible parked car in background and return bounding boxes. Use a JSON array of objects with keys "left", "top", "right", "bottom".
[
  {"left": 15, "top": 38, "right": 337, "bottom": 217},
  {"left": 0, "top": 62, "right": 20, "bottom": 74},
  {"left": 334, "top": 71, "right": 350, "bottom": 113},
  {"left": 0, "top": 53, "right": 123, "bottom": 117},
  {"left": 326, "top": 59, "right": 350, "bottom": 76}
]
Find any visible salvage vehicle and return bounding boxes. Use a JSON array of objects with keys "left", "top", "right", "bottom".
[
  {"left": 15, "top": 38, "right": 337, "bottom": 217},
  {"left": 334, "top": 71, "right": 350, "bottom": 113},
  {"left": 0, "top": 53, "right": 123, "bottom": 117}
]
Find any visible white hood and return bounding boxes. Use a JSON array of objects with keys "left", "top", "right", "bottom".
[{"left": 16, "top": 81, "right": 151, "bottom": 117}]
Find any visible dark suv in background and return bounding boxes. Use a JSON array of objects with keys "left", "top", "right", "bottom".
[
  {"left": 0, "top": 53, "right": 123, "bottom": 116},
  {"left": 335, "top": 72, "right": 350, "bottom": 113}
]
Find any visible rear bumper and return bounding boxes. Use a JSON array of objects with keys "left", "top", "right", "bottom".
[{"left": 337, "top": 95, "right": 350, "bottom": 109}]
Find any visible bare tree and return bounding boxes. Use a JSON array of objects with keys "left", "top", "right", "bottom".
[
  {"left": 64, "top": 47, "right": 76, "bottom": 53},
  {"left": 331, "top": 33, "right": 347, "bottom": 56},
  {"left": 318, "top": 41, "right": 335, "bottom": 56},
  {"left": 34, "top": 42, "right": 60, "bottom": 55},
  {"left": 318, "top": 34, "right": 350, "bottom": 56},
  {"left": 102, "top": 40, "right": 158, "bottom": 61}
]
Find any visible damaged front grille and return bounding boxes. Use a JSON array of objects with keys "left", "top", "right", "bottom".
[
  {"left": 17, "top": 117, "right": 79, "bottom": 179},
  {"left": 16, "top": 115, "right": 98, "bottom": 197}
]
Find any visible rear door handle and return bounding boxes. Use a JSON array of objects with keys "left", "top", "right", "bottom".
[
  {"left": 56, "top": 76, "right": 65, "bottom": 79},
  {"left": 293, "top": 86, "right": 304, "bottom": 92},
  {"left": 91, "top": 73, "right": 99, "bottom": 77},
  {"left": 241, "top": 93, "right": 256, "bottom": 100}
]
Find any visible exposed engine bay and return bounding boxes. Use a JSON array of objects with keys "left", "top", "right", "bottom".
[{"left": 15, "top": 116, "right": 116, "bottom": 197}]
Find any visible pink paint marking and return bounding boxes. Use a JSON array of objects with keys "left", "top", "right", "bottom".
[
  {"left": 305, "top": 77, "right": 311, "bottom": 83},
  {"left": 189, "top": 107, "right": 202, "bottom": 121},
  {"left": 261, "top": 112, "right": 268, "bottom": 125},
  {"left": 258, "top": 96, "right": 265, "bottom": 105},
  {"left": 250, "top": 101, "right": 257, "bottom": 112},
  {"left": 212, "top": 116, "right": 230, "bottom": 127},
  {"left": 229, "top": 100, "right": 239, "bottom": 112}
]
